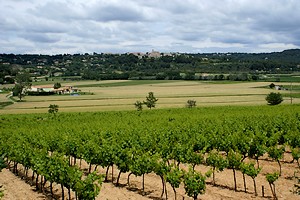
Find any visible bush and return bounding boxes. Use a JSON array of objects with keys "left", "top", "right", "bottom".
[
  {"left": 54, "top": 82, "right": 61, "bottom": 89},
  {"left": 266, "top": 92, "right": 283, "bottom": 105},
  {"left": 269, "top": 83, "right": 275, "bottom": 89},
  {"left": 186, "top": 100, "right": 196, "bottom": 108},
  {"left": 48, "top": 104, "right": 59, "bottom": 114},
  {"left": 134, "top": 101, "right": 143, "bottom": 111}
]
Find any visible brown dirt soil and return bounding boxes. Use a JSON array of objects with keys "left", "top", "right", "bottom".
[{"left": 0, "top": 153, "right": 299, "bottom": 200}]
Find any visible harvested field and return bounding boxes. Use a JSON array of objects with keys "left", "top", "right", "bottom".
[{"left": 1, "top": 80, "right": 299, "bottom": 114}]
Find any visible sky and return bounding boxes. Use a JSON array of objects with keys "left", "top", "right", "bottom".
[{"left": 0, "top": 0, "right": 300, "bottom": 54}]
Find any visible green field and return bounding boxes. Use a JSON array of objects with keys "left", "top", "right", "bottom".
[
  {"left": 0, "top": 104, "right": 299, "bottom": 199},
  {"left": 263, "top": 74, "right": 300, "bottom": 82}
]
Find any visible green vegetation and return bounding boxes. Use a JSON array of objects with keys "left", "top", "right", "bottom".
[
  {"left": 133, "top": 92, "right": 158, "bottom": 111},
  {"left": 227, "top": 150, "right": 242, "bottom": 191},
  {"left": 143, "top": 92, "right": 158, "bottom": 109},
  {"left": 266, "top": 172, "right": 280, "bottom": 199},
  {"left": 48, "top": 104, "right": 59, "bottom": 114},
  {"left": 263, "top": 75, "right": 300, "bottom": 82},
  {"left": 268, "top": 146, "right": 285, "bottom": 176},
  {"left": 206, "top": 150, "right": 228, "bottom": 185},
  {"left": 1, "top": 49, "right": 300, "bottom": 85},
  {"left": 266, "top": 92, "right": 283, "bottom": 105},
  {"left": 53, "top": 82, "right": 61, "bottom": 89},
  {"left": 240, "top": 162, "right": 261, "bottom": 195},
  {"left": 166, "top": 166, "right": 182, "bottom": 200},
  {"left": 0, "top": 157, "right": 6, "bottom": 199},
  {"left": 0, "top": 104, "right": 299, "bottom": 198},
  {"left": 186, "top": 100, "right": 197, "bottom": 108},
  {"left": 13, "top": 72, "right": 32, "bottom": 101},
  {"left": 183, "top": 168, "right": 206, "bottom": 200},
  {"left": 134, "top": 100, "right": 143, "bottom": 111}
]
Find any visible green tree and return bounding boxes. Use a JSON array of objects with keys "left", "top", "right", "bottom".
[
  {"left": 269, "top": 83, "right": 275, "bottom": 89},
  {"left": 53, "top": 82, "right": 61, "bottom": 89},
  {"left": 143, "top": 92, "right": 158, "bottom": 109},
  {"left": 134, "top": 100, "right": 143, "bottom": 111},
  {"left": 186, "top": 100, "right": 196, "bottom": 108},
  {"left": 48, "top": 104, "right": 59, "bottom": 115},
  {"left": 13, "top": 72, "right": 31, "bottom": 101},
  {"left": 266, "top": 92, "right": 283, "bottom": 105}
]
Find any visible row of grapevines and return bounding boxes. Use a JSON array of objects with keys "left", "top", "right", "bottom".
[{"left": 0, "top": 105, "right": 299, "bottom": 199}]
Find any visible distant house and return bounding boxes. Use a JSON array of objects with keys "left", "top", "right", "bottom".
[
  {"left": 274, "top": 85, "right": 288, "bottom": 91},
  {"left": 275, "top": 85, "right": 281, "bottom": 90},
  {"left": 29, "top": 85, "right": 54, "bottom": 92},
  {"left": 54, "top": 86, "right": 79, "bottom": 95},
  {"left": 147, "top": 50, "right": 161, "bottom": 58},
  {"left": 27, "top": 85, "right": 55, "bottom": 95},
  {"left": 27, "top": 85, "right": 79, "bottom": 95}
]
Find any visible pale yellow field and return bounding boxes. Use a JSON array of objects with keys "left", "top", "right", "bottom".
[
  {"left": 0, "top": 80, "right": 299, "bottom": 114},
  {"left": 0, "top": 93, "right": 9, "bottom": 102}
]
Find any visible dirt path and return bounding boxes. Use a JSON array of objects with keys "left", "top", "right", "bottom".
[{"left": 0, "top": 169, "right": 46, "bottom": 200}]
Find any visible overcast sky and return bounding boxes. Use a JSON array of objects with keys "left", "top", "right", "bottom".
[{"left": 1, "top": 0, "right": 299, "bottom": 54}]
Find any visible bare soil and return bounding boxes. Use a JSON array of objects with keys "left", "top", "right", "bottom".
[{"left": 0, "top": 152, "right": 299, "bottom": 200}]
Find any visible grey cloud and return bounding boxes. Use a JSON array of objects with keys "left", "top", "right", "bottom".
[
  {"left": 21, "top": 33, "right": 61, "bottom": 43},
  {"left": 0, "top": 0, "right": 299, "bottom": 54},
  {"left": 29, "top": 1, "right": 85, "bottom": 21},
  {"left": 89, "top": 4, "right": 145, "bottom": 22}
]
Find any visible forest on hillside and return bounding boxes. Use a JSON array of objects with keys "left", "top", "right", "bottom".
[{"left": 1, "top": 49, "right": 300, "bottom": 83}]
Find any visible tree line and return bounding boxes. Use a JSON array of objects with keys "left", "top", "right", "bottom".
[{"left": 1, "top": 49, "right": 300, "bottom": 83}]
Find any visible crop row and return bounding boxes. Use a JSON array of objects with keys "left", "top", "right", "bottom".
[{"left": 0, "top": 105, "right": 300, "bottom": 199}]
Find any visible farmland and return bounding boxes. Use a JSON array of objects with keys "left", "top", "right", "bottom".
[
  {"left": 0, "top": 104, "right": 300, "bottom": 199},
  {"left": 0, "top": 80, "right": 300, "bottom": 200},
  {"left": 1, "top": 80, "right": 300, "bottom": 114}
]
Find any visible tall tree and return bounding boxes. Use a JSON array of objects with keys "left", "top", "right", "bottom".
[
  {"left": 143, "top": 92, "right": 158, "bottom": 109},
  {"left": 13, "top": 72, "right": 31, "bottom": 101}
]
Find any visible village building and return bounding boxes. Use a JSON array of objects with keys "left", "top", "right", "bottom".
[{"left": 27, "top": 85, "right": 79, "bottom": 95}]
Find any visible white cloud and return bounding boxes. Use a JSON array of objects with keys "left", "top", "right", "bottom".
[{"left": 0, "top": 0, "right": 299, "bottom": 54}]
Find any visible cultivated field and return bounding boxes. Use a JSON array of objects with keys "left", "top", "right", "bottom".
[
  {"left": 0, "top": 154, "right": 299, "bottom": 200},
  {"left": 0, "top": 105, "right": 300, "bottom": 200},
  {"left": 0, "top": 80, "right": 299, "bottom": 114}
]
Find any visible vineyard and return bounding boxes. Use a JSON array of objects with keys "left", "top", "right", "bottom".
[{"left": 0, "top": 105, "right": 300, "bottom": 199}]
